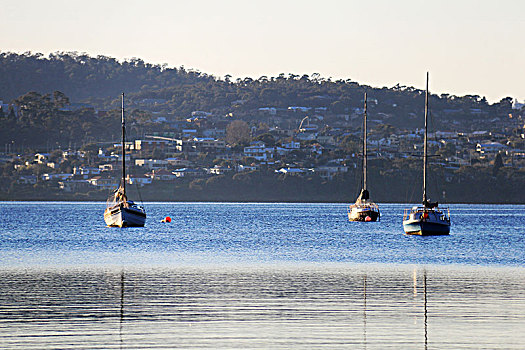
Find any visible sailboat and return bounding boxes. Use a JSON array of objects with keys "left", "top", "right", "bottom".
[
  {"left": 104, "top": 93, "right": 146, "bottom": 227},
  {"left": 403, "top": 73, "right": 450, "bottom": 235},
  {"left": 348, "top": 92, "right": 380, "bottom": 222}
]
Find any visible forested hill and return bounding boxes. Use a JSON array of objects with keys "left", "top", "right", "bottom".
[
  {"left": 0, "top": 51, "right": 212, "bottom": 101},
  {"left": 0, "top": 51, "right": 515, "bottom": 124}
]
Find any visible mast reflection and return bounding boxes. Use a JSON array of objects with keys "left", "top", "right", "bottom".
[
  {"left": 363, "top": 274, "right": 367, "bottom": 349},
  {"left": 120, "top": 270, "right": 124, "bottom": 349},
  {"left": 424, "top": 270, "right": 428, "bottom": 350}
]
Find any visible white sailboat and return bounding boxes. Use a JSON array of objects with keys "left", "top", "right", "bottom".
[
  {"left": 402, "top": 73, "right": 450, "bottom": 235},
  {"left": 348, "top": 92, "right": 380, "bottom": 222},
  {"left": 104, "top": 93, "right": 146, "bottom": 227}
]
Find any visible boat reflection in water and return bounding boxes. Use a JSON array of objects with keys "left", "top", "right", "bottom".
[
  {"left": 413, "top": 268, "right": 429, "bottom": 350},
  {"left": 1, "top": 266, "right": 524, "bottom": 349}
]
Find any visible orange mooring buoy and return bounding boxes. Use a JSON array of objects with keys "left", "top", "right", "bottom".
[{"left": 161, "top": 216, "right": 172, "bottom": 223}]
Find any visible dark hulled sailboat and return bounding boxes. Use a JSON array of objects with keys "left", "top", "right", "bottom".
[{"left": 402, "top": 73, "right": 450, "bottom": 235}]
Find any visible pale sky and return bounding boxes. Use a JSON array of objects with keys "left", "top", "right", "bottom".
[{"left": 1, "top": 0, "right": 524, "bottom": 103}]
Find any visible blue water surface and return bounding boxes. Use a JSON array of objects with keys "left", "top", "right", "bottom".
[{"left": 0, "top": 202, "right": 524, "bottom": 267}]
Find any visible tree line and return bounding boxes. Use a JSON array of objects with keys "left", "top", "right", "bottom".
[{"left": 0, "top": 51, "right": 515, "bottom": 129}]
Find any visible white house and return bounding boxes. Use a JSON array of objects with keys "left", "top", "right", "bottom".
[
  {"left": 135, "top": 159, "right": 169, "bottom": 169},
  {"left": 88, "top": 176, "right": 117, "bottom": 189},
  {"left": 476, "top": 142, "right": 509, "bottom": 155},
  {"left": 281, "top": 141, "right": 300, "bottom": 150},
  {"left": 34, "top": 153, "right": 50, "bottom": 164},
  {"left": 172, "top": 168, "right": 202, "bottom": 178},
  {"left": 244, "top": 141, "right": 273, "bottom": 161},
  {"left": 275, "top": 167, "right": 306, "bottom": 176},
  {"left": 207, "top": 165, "right": 234, "bottom": 175},
  {"left": 126, "top": 175, "right": 152, "bottom": 186},
  {"left": 73, "top": 166, "right": 101, "bottom": 178},
  {"left": 149, "top": 169, "right": 177, "bottom": 181},
  {"left": 41, "top": 173, "right": 73, "bottom": 181}
]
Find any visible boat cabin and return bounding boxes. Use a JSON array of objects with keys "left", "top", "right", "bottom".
[{"left": 404, "top": 206, "right": 450, "bottom": 223}]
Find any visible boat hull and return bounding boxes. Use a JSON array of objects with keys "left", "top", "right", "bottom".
[
  {"left": 403, "top": 220, "right": 450, "bottom": 236},
  {"left": 348, "top": 209, "right": 380, "bottom": 222},
  {"left": 104, "top": 206, "right": 146, "bottom": 227}
]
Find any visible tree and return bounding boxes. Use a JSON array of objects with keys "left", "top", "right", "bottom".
[
  {"left": 254, "top": 133, "right": 275, "bottom": 146},
  {"left": 7, "top": 106, "right": 16, "bottom": 119},
  {"left": 493, "top": 153, "right": 504, "bottom": 176},
  {"left": 226, "top": 120, "right": 250, "bottom": 146},
  {"left": 52, "top": 91, "right": 70, "bottom": 109}
]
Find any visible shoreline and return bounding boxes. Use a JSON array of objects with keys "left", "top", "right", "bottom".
[{"left": 1, "top": 198, "right": 524, "bottom": 204}]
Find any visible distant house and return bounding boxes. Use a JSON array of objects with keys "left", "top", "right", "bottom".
[
  {"left": 135, "top": 159, "right": 169, "bottom": 169},
  {"left": 34, "top": 153, "right": 50, "bottom": 164},
  {"left": 73, "top": 166, "right": 101, "bottom": 178},
  {"left": 281, "top": 141, "right": 300, "bottom": 150},
  {"left": 62, "top": 149, "right": 84, "bottom": 158},
  {"left": 191, "top": 111, "right": 212, "bottom": 117},
  {"left": 476, "top": 142, "right": 509, "bottom": 155},
  {"left": 99, "top": 164, "right": 114, "bottom": 172},
  {"left": 41, "top": 173, "right": 73, "bottom": 181},
  {"left": 207, "top": 165, "right": 233, "bottom": 175},
  {"left": 288, "top": 106, "right": 311, "bottom": 112},
  {"left": 133, "top": 139, "right": 170, "bottom": 152},
  {"left": 236, "top": 164, "right": 258, "bottom": 172},
  {"left": 150, "top": 168, "right": 176, "bottom": 181},
  {"left": 308, "top": 144, "right": 324, "bottom": 155},
  {"left": 468, "top": 131, "right": 490, "bottom": 141},
  {"left": 185, "top": 138, "right": 226, "bottom": 153},
  {"left": 215, "top": 152, "right": 243, "bottom": 161},
  {"left": 258, "top": 107, "right": 277, "bottom": 115},
  {"left": 512, "top": 99, "right": 525, "bottom": 110},
  {"left": 202, "top": 128, "right": 226, "bottom": 138},
  {"left": 59, "top": 179, "right": 91, "bottom": 192},
  {"left": 172, "top": 168, "right": 203, "bottom": 178},
  {"left": 97, "top": 149, "right": 115, "bottom": 161},
  {"left": 295, "top": 132, "right": 317, "bottom": 141},
  {"left": 182, "top": 129, "right": 198, "bottom": 138},
  {"left": 275, "top": 167, "right": 306, "bottom": 176},
  {"left": 126, "top": 175, "right": 152, "bottom": 186},
  {"left": 165, "top": 158, "right": 192, "bottom": 167},
  {"left": 88, "top": 176, "right": 117, "bottom": 189},
  {"left": 316, "top": 135, "right": 335, "bottom": 145},
  {"left": 244, "top": 141, "right": 273, "bottom": 161}
]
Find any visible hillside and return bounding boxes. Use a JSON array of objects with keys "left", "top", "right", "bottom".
[{"left": 0, "top": 52, "right": 514, "bottom": 125}]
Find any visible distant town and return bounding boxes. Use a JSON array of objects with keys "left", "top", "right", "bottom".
[{"left": 0, "top": 52, "right": 524, "bottom": 202}]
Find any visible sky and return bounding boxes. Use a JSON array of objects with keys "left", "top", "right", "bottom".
[{"left": 1, "top": 0, "right": 524, "bottom": 103}]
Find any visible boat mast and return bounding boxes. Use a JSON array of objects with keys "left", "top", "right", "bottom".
[
  {"left": 363, "top": 92, "right": 367, "bottom": 192},
  {"left": 121, "top": 92, "right": 126, "bottom": 196},
  {"left": 423, "top": 73, "right": 429, "bottom": 205}
]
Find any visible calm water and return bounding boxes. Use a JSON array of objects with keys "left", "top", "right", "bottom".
[{"left": 0, "top": 202, "right": 524, "bottom": 348}]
